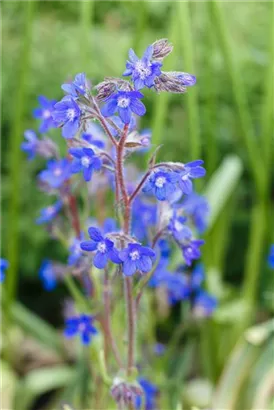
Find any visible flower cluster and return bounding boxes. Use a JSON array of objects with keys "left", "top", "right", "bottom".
[{"left": 21, "top": 38, "right": 216, "bottom": 409}]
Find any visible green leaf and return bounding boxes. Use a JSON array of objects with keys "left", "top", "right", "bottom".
[
  {"left": 11, "top": 302, "right": 66, "bottom": 358},
  {"left": 203, "top": 155, "right": 243, "bottom": 230},
  {"left": 14, "top": 365, "right": 75, "bottom": 410}
]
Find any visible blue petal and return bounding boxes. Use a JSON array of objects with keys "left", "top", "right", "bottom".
[
  {"left": 62, "top": 119, "right": 79, "bottom": 139},
  {"left": 93, "top": 251, "right": 108, "bottom": 269},
  {"left": 130, "top": 99, "right": 146, "bottom": 116},
  {"left": 179, "top": 178, "right": 193, "bottom": 194},
  {"left": 83, "top": 166, "right": 93, "bottom": 182},
  {"left": 70, "top": 160, "right": 82, "bottom": 173},
  {"left": 80, "top": 240, "right": 97, "bottom": 251},
  {"left": 189, "top": 166, "right": 206, "bottom": 178},
  {"left": 128, "top": 48, "right": 139, "bottom": 62},
  {"left": 137, "top": 256, "right": 152, "bottom": 273},
  {"left": 101, "top": 99, "right": 117, "bottom": 117},
  {"left": 88, "top": 227, "right": 103, "bottom": 241},
  {"left": 69, "top": 148, "right": 83, "bottom": 158},
  {"left": 123, "top": 259, "right": 136, "bottom": 276},
  {"left": 118, "top": 107, "right": 131, "bottom": 124},
  {"left": 108, "top": 248, "right": 121, "bottom": 264}
]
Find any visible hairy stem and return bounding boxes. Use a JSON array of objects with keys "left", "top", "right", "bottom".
[
  {"left": 103, "top": 269, "right": 124, "bottom": 369},
  {"left": 116, "top": 124, "right": 136, "bottom": 377}
]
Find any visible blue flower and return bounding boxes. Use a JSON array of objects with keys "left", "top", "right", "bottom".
[
  {"left": 193, "top": 290, "right": 217, "bottom": 317},
  {"left": 68, "top": 233, "right": 85, "bottom": 266},
  {"left": 36, "top": 201, "right": 62, "bottom": 224},
  {"left": 0, "top": 259, "right": 9, "bottom": 283},
  {"left": 82, "top": 132, "right": 105, "bottom": 149},
  {"left": 119, "top": 243, "right": 155, "bottom": 276},
  {"left": 61, "top": 73, "right": 89, "bottom": 98},
  {"left": 33, "top": 96, "right": 57, "bottom": 133},
  {"left": 21, "top": 130, "right": 39, "bottom": 160},
  {"left": 182, "top": 193, "right": 209, "bottom": 233},
  {"left": 268, "top": 244, "right": 274, "bottom": 269},
  {"left": 64, "top": 314, "right": 98, "bottom": 345},
  {"left": 153, "top": 342, "right": 166, "bottom": 356},
  {"left": 132, "top": 199, "right": 157, "bottom": 241},
  {"left": 191, "top": 264, "right": 205, "bottom": 290},
  {"left": 52, "top": 97, "right": 81, "bottom": 139},
  {"left": 169, "top": 215, "right": 193, "bottom": 242},
  {"left": 39, "top": 260, "right": 57, "bottom": 291},
  {"left": 69, "top": 147, "right": 102, "bottom": 182},
  {"left": 173, "top": 71, "right": 196, "bottom": 86},
  {"left": 123, "top": 45, "right": 162, "bottom": 90},
  {"left": 80, "top": 227, "right": 121, "bottom": 269},
  {"left": 142, "top": 170, "right": 179, "bottom": 201},
  {"left": 38, "top": 159, "right": 72, "bottom": 189},
  {"left": 136, "top": 378, "right": 158, "bottom": 410},
  {"left": 182, "top": 239, "right": 205, "bottom": 266},
  {"left": 101, "top": 90, "right": 146, "bottom": 124},
  {"left": 178, "top": 160, "right": 206, "bottom": 195}
]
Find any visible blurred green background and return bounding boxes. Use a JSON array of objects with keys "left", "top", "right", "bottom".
[{"left": 1, "top": 1, "right": 274, "bottom": 409}]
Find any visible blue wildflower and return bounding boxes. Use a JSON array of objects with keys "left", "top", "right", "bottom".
[
  {"left": 268, "top": 244, "right": 274, "bottom": 269},
  {"left": 143, "top": 170, "right": 179, "bottom": 201},
  {"left": 38, "top": 159, "right": 71, "bottom": 189},
  {"left": 33, "top": 96, "right": 57, "bottom": 133},
  {"left": 36, "top": 200, "right": 62, "bottom": 224},
  {"left": 136, "top": 378, "right": 158, "bottom": 410},
  {"left": 69, "top": 147, "right": 102, "bottom": 182},
  {"left": 157, "top": 239, "right": 171, "bottom": 259},
  {"left": 119, "top": 243, "right": 155, "bottom": 276},
  {"left": 178, "top": 160, "right": 206, "bottom": 195},
  {"left": 68, "top": 233, "right": 85, "bottom": 266},
  {"left": 21, "top": 130, "right": 39, "bottom": 160},
  {"left": 52, "top": 97, "right": 81, "bottom": 139},
  {"left": 61, "top": 73, "right": 89, "bottom": 98},
  {"left": 182, "top": 193, "right": 209, "bottom": 233},
  {"left": 101, "top": 90, "right": 146, "bottom": 124},
  {"left": 80, "top": 227, "right": 121, "bottom": 269},
  {"left": 193, "top": 290, "right": 217, "bottom": 317},
  {"left": 132, "top": 199, "right": 157, "bottom": 241},
  {"left": 64, "top": 314, "right": 97, "bottom": 345},
  {"left": 82, "top": 132, "right": 105, "bottom": 149},
  {"left": 39, "top": 260, "right": 57, "bottom": 291},
  {"left": 182, "top": 239, "right": 205, "bottom": 266},
  {"left": 0, "top": 259, "right": 9, "bottom": 283},
  {"left": 169, "top": 215, "right": 193, "bottom": 242},
  {"left": 123, "top": 45, "right": 162, "bottom": 90},
  {"left": 191, "top": 264, "right": 205, "bottom": 289},
  {"left": 153, "top": 343, "right": 166, "bottom": 356}
]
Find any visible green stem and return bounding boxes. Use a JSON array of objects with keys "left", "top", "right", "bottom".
[{"left": 6, "top": 0, "right": 35, "bottom": 305}]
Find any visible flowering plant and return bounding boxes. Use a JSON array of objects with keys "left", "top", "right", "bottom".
[{"left": 18, "top": 39, "right": 217, "bottom": 409}]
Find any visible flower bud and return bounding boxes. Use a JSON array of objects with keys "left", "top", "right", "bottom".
[{"left": 152, "top": 38, "right": 173, "bottom": 60}]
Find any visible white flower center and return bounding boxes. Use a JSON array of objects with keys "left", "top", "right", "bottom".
[
  {"left": 181, "top": 174, "right": 189, "bottom": 181},
  {"left": 46, "top": 206, "right": 55, "bottom": 215},
  {"left": 155, "top": 176, "right": 166, "bottom": 188},
  {"left": 97, "top": 242, "right": 107, "bottom": 253},
  {"left": 67, "top": 108, "right": 76, "bottom": 121},
  {"left": 135, "top": 61, "right": 151, "bottom": 79},
  {"left": 117, "top": 97, "right": 130, "bottom": 108},
  {"left": 43, "top": 109, "right": 51, "bottom": 119},
  {"left": 54, "top": 168, "right": 62, "bottom": 177},
  {"left": 81, "top": 156, "right": 91, "bottom": 168},
  {"left": 174, "top": 220, "right": 184, "bottom": 232},
  {"left": 130, "top": 250, "right": 140, "bottom": 261},
  {"left": 78, "top": 322, "right": 86, "bottom": 331}
]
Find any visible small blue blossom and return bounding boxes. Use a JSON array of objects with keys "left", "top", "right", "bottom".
[
  {"left": 36, "top": 200, "right": 62, "bottom": 224},
  {"left": 157, "top": 239, "right": 171, "bottom": 259},
  {"left": 69, "top": 147, "right": 102, "bottom": 182},
  {"left": 80, "top": 227, "right": 121, "bottom": 269},
  {"left": 193, "top": 290, "right": 217, "bottom": 317},
  {"left": 101, "top": 90, "right": 146, "bottom": 124},
  {"left": 132, "top": 199, "right": 157, "bottom": 241},
  {"left": 169, "top": 215, "right": 193, "bottom": 242},
  {"left": 33, "top": 96, "right": 57, "bottom": 133},
  {"left": 123, "top": 45, "right": 162, "bottom": 90},
  {"left": 178, "top": 160, "right": 206, "bottom": 195},
  {"left": 21, "top": 130, "right": 39, "bottom": 160},
  {"left": 68, "top": 233, "right": 85, "bottom": 266},
  {"left": 38, "top": 159, "right": 71, "bottom": 189},
  {"left": 143, "top": 170, "right": 179, "bottom": 201},
  {"left": 39, "top": 260, "right": 57, "bottom": 291},
  {"left": 64, "top": 314, "right": 98, "bottom": 345},
  {"left": 119, "top": 243, "right": 155, "bottom": 276},
  {"left": 82, "top": 132, "right": 105, "bottom": 149},
  {"left": 136, "top": 378, "right": 158, "bottom": 410},
  {"left": 182, "top": 193, "right": 209, "bottom": 233},
  {"left": 52, "top": 97, "right": 81, "bottom": 139},
  {"left": 268, "top": 244, "right": 274, "bottom": 269},
  {"left": 61, "top": 73, "right": 89, "bottom": 98},
  {"left": 0, "top": 259, "right": 9, "bottom": 283},
  {"left": 153, "top": 343, "right": 166, "bottom": 356},
  {"left": 182, "top": 239, "right": 205, "bottom": 266}
]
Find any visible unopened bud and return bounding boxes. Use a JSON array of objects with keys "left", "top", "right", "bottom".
[{"left": 152, "top": 38, "right": 173, "bottom": 60}]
